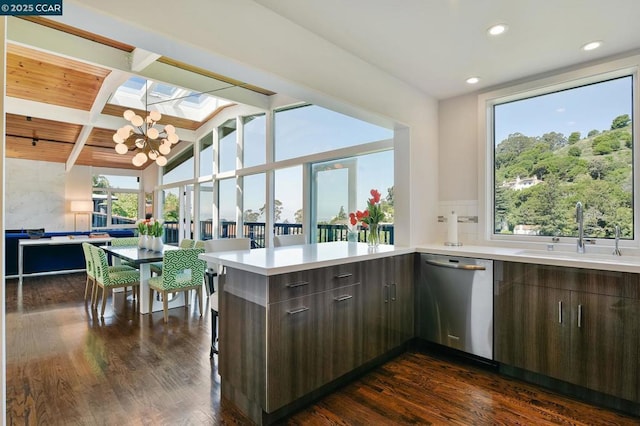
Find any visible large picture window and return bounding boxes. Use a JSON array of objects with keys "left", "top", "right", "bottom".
[{"left": 492, "top": 75, "right": 634, "bottom": 240}]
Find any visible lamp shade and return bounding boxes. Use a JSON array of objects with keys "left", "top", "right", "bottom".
[{"left": 70, "top": 200, "right": 93, "bottom": 213}]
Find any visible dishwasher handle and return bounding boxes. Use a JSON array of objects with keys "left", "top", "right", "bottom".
[{"left": 424, "top": 259, "right": 486, "bottom": 271}]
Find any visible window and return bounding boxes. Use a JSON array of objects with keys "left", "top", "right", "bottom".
[
  {"left": 244, "top": 114, "right": 266, "bottom": 167},
  {"left": 199, "top": 181, "right": 213, "bottom": 240},
  {"left": 242, "top": 173, "right": 266, "bottom": 247},
  {"left": 274, "top": 104, "right": 393, "bottom": 161},
  {"left": 163, "top": 149, "right": 194, "bottom": 184},
  {"left": 199, "top": 132, "right": 214, "bottom": 176},
  {"left": 491, "top": 74, "right": 634, "bottom": 240},
  {"left": 92, "top": 174, "right": 140, "bottom": 228},
  {"left": 275, "top": 166, "right": 303, "bottom": 235},
  {"left": 219, "top": 119, "right": 237, "bottom": 173},
  {"left": 311, "top": 150, "right": 394, "bottom": 243},
  {"left": 218, "top": 178, "right": 236, "bottom": 237}
]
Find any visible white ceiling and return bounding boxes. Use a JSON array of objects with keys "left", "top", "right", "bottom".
[{"left": 254, "top": 0, "right": 640, "bottom": 99}]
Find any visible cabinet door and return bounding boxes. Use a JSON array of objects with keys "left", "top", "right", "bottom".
[
  {"left": 571, "top": 292, "right": 639, "bottom": 401},
  {"left": 388, "top": 254, "right": 414, "bottom": 348},
  {"left": 495, "top": 281, "right": 572, "bottom": 381},
  {"left": 266, "top": 284, "right": 361, "bottom": 411},
  {"left": 361, "top": 258, "right": 391, "bottom": 362}
]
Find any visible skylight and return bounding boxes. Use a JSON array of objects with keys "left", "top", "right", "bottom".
[{"left": 108, "top": 77, "right": 234, "bottom": 123}]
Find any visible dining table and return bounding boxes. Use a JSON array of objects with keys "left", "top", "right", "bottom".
[{"left": 100, "top": 244, "right": 181, "bottom": 314}]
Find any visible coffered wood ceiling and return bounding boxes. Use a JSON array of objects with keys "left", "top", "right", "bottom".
[{"left": 4, "top": 17, "right": 274, "bottom": 171}]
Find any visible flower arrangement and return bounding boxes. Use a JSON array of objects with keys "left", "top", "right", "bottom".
[
  {"left": 136, "top": 217, "right": 164, "bottom": 237},
  {"left": 349, "top": 189, "right": 385, "bottom": 246},
  {"left": 136, "top": 218, "right": 150, "bottom": 235},
  {"left": 349, "top": 189, "right": 385, "bottom": 228},
  {"left": 149, "top": 218, "right": 164, "bottom": 238}
]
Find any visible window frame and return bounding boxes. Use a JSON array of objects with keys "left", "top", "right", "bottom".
[{"left": 478, "top": 55, "right": 640, "bottom": 249}]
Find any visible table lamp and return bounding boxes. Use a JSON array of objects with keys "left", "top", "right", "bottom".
[{"left": 70, "top": 200, "right": 93, "bottom": 232}]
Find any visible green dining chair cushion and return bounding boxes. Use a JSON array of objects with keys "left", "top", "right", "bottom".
[{"left": 148, "top": 248, "right": 205, "bottom": 292}]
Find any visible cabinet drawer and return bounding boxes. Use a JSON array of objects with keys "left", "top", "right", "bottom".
[{"left": 269, "top": 262, "right": 360, "bottom": 302}]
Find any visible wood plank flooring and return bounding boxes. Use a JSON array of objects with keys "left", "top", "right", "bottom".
[{"left": 6, "top": 273, "right": 639, "bottom": 425}]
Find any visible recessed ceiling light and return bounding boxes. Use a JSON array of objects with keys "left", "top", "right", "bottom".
[
  {"left": 466, "top": 77, "right": 480, "bottom": 85},
  {"left": 487, "top": 24, "right": 508, "bottom": 36},
  {"left": 582, "top": 41, "right": 602, "bottom": 51}
]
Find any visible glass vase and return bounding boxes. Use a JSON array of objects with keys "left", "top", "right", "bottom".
[
  {"left": 367, "top": 223, "right": 380, "bottom": 247},
  {"left": 151, "top": 236, "right": 164, "bottom": 252},
  {"left": 138, "top": 235, "right": 147, "bottom": 249}
]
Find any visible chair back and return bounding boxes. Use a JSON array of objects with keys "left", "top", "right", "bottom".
[
  {"left": 160, "top": 248, "right": 205, "bottom": 291},
  {"left": 194, "top": 240, "right": 205, "bottom": 249},
  {"left": 90, "top": 245, "right": 112, "bottom": 286},
  {"left": 179, "top": 238, "right": 195, "bottom": 249},
  {"left": 204, "top": 238, "right": 251, "bottom": 275},
  {"left": 81, "top": 242, "right": 95, "bottom": 279},
  {"left": 274, "top": 234, "right": 306, "bottom": 247},
  {"left": 110, "top": 237, "right": 139, "bottom": 247}
]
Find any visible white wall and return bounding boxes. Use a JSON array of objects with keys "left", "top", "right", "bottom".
[
  {"left": 5, "top": 159, "right": 67, "bottom": 231},
  {"left": 438, "top": 94, "right": 479, "bottom": 243}
]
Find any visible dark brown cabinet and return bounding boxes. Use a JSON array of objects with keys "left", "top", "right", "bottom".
[
  {"left": 362, "top": 254, "right": 414, "bottom": 362},
  {"left": 267, "top": 283, "right": 362, "bottom": 410},
  {"left": 495, "top": 261, "right": 639, "bottom": 403}
]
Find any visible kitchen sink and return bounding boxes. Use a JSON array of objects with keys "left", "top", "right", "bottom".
[{"left": 515, "top": 249, "right": 634, "bottom": 262}]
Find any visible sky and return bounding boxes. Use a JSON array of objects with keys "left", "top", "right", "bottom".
[{"left": 494, "top": 76, "right": 632, "bottom": 144}]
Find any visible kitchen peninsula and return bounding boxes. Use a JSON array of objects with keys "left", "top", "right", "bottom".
[{"left": 200, "top": 242, "right": 415, "bottom": 424}]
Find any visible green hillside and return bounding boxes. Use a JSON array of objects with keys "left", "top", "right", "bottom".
[{"left": 494, "top": 115, "right": 632, "bottom": 239}]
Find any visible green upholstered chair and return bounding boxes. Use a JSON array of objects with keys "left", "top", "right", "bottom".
[
  {"left": 90, "top": 245, "right": 140, "bottom": 317},
  {"left": 194, "top": 240, "right": 205, "bottom": 249},
  {"left": 110, "top": 237, "right": 140, "bottom": 268},
  {"left": 82, "top": 242, "right": 133, "bottom": 303},
  {"left": 148, "top": 248, "right": 205, "bottom": 323},
  {"left": 149, "top": 238, "right": 195, "bottom": 276}
]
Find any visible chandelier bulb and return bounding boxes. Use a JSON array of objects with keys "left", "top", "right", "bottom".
[
  {"left": 131, "top": 115, "right": 144, "bottom": 127},
  {"left": 156, "top": 156, "right": 168, "bottom": 166},
  {"left": 123, "top": 109, "right": 135, "bottom": 121},
  {"left": 147, "top": 127, "right": 160, "bottom": 139},
  {"left": 113, "top": 133, "right": 124, "bottom": 144},
  {"left": 164, "top": 124, "right": 176, "bottom": 134},
  {"left": 115, "top": 143, "right": 128, "bottom": 154},
  {"left": 149, "top": 110, "right": 161, "bottom": 122}
]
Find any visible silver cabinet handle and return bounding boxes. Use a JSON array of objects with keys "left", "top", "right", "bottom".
[
  {"left": 391, "top": 283, "right": 397, "bottom": 301},
  {"left": 384, "top": 284, "right": 389, "bottom": 303},
  {"left": 286, "top": 281, "right": 309, "bottom": 288},
  {"left": 334, "top": 295, "right": 353, "bottom": 302},
  {"left": 287, "top": 307, "right": 309, "bottom": 315},
  {"left": 577, "top": 304, "right": 582, "bottom": 328},
  {"left": 425, "top": 259, "right": 486, "bottom": 271},
  {"left": 558, "top": 301, "right": 562, "bottom": 324},
  {"left": 334, "top": 273, "right": 353, "bottom": 279}
]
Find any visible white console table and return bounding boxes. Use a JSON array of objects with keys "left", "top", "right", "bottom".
[{"left": 18, "top": 236, "right": 112, "bottom": 284}]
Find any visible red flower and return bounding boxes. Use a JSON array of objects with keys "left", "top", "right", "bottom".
[
  {"left": 369, "top": 189, "right": 381, "bottom": 204},
  {"left": 349, "top": 213, "right": 357, "bottom": 226}
]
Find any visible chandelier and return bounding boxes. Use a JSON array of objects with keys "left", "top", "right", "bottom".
[{"left": 112, "top": 105, "right": 180, "bottom": 167}]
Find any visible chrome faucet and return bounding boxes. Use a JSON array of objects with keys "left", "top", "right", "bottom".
[
  {"left": 576, "top": 201, "right": 585, "bottom": 253},
  {"left": 613, "top": 225, "right": 622, "bottom": 256}
]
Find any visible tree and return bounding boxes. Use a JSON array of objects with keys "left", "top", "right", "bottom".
[
  {"left": 611, "top": 114, "right": 631, "bottom": 130},
  {"left": 330, "top": 206, "right": 347, "bottom": 224},
  {"left": 111, "top": 193, "right": 138, "bottom": 220},
  {"left": 163, "top": 192, "right": 179, "bottom": 222},
  {"left": 587, "top": 129, "right": 600, "bottom": 137},
  {"left": 568, "top": 132, "right": 581, "bottom": 145},
  {"left": 567, "top": 146, "right": 581, "bottom": 157},
  {"left": 244, "top": 209, "right": 260, "bottom": 222},
  {"left": 540, "top": 131, "right": 567, "bottom": 150},
  {"left": 259, "top": 199, "right": 283, "bottom": 222},
  {"left": 93, "top": 175, "right": 110, "bottom": 188},
  {"left": 294, "top": 209, "right": 303, "bottom": 224}
]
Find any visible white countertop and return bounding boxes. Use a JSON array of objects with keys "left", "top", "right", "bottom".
[
  {"left": 415, "top": 243, "right": 640, "bottom": 273},
  {"left": 199, "top": 241, "right": 414, "bottom": 276},
  {"left": 199, "top": 240, "right": 640, "bottom": 275}
]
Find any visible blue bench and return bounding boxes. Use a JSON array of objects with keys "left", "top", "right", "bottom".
[{"left": 5, "top": 230, "right": 135, "bottom": 276}]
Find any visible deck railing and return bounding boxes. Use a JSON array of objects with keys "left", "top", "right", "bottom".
[{"left": 163, "top": 220, "right": 394, "bottom": 247}]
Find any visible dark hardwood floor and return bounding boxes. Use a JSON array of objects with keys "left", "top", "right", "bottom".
[{"left": 6, "top": 273, "right": 639, "bottom": 425}]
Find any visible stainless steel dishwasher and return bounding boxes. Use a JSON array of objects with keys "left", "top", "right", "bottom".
[{"left": 417, "top": 254, "right": 494, "bottom": 360}]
